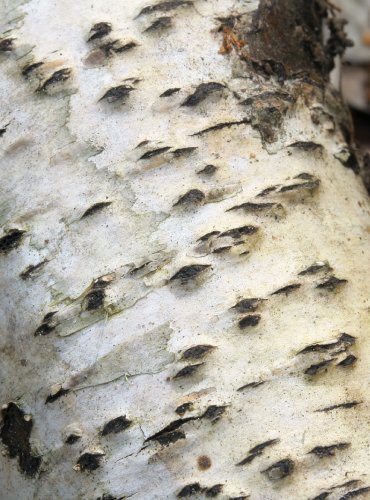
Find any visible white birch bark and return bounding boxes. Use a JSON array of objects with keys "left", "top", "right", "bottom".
[{"left": 0, "top": 1, "right": 369, "bottom": 499}]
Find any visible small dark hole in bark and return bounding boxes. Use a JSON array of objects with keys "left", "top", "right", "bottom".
[{"left": 76, "top": 452, "right": 104, "bottom": 471}]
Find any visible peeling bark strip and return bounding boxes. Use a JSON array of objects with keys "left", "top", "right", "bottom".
[{"left": 1, "top": 0, "right": 369, "bottom": 498}]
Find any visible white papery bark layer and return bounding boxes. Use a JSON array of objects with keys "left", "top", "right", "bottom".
[{"left": 0, "top": 1, "right": 369, "bottom": 499}]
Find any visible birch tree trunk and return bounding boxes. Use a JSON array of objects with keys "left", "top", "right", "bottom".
[{"left": 1, "top": 1, "right": 369, "bottom": 499}]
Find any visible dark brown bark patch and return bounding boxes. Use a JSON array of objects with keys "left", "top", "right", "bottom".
[
  {"left": 243, "top": 0, "right": 350, "bottom": 82},
  {"left": 0, "top": 403, "right": 41, "bottom": 477}
]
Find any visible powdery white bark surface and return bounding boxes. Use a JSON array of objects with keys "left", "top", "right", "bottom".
[{"left": 0, "top": 1, "right": 369, "bottom": 499}]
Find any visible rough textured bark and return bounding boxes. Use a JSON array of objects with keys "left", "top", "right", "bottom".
[{"left": 0, "top": 0, "right": 369, "bottom": 499}]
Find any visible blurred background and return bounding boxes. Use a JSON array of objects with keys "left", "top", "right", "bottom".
[{"left": 337, "top": 0, "right": 370, "bottom": 187}]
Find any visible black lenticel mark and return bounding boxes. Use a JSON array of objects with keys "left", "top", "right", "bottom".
[{"left": 101, "top": 416, "right": 132, "bottom": 436}]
